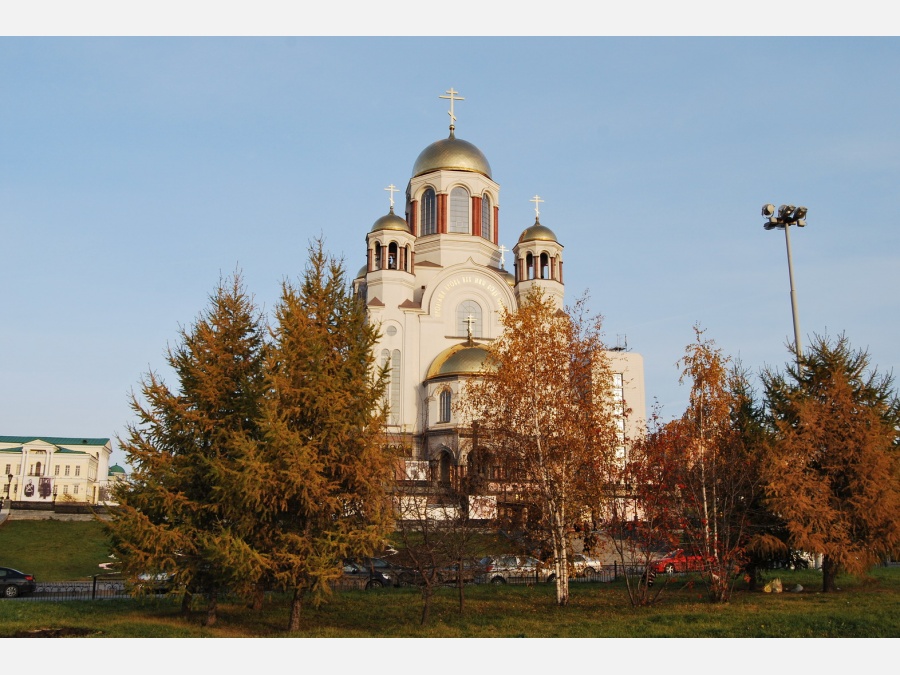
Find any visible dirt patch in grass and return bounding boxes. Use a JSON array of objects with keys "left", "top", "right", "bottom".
[{"left": 10, "top": 626, "right": 99, "bottom": 638}]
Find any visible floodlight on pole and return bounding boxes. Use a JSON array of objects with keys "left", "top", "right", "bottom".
[{"left": 761, "top": 203, "right": 808, "bottom": 362}]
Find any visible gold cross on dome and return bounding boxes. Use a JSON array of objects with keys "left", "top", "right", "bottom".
[
  {"left": 384, "top": 184, "right": 399, "bottom": 209},
  {"left": 439, "top": 88, "right": 465, "bottom": 127},
  {"left": 530, "top": 195, "right": 544, "bottom": 218}
]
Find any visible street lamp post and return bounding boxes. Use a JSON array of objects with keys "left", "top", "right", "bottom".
[{"left": 762, "top": 203, "right": 808, "bottom": 363}]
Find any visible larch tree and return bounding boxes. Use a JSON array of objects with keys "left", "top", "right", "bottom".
[
  {"left": 107, "top": 273, "right": 268, "bottom": 626},
  {"left": 668, "top": 327, "right": 770, "bottom": 602},
  {"left": 763, "top": 333, "right": 900, "bottom": 592},
  {"left": 255, "top": 240, "right": 396, "bottom": 632},
  {"left": 460, "top": 288, "right": 621, "bottom": 606}
]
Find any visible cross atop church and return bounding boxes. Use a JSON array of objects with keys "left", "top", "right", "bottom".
[
  {"left": 464, "top": 314, "right": 476, "bottom": 343},
  {"left": 439, "top": 88, "right": 465, "bottom": 129},
  {"left": 384, "top": 183, "right": 399, "bottom": 209},
  {"left": 498, "top": 244, "right": 509, "bottom": 269},
  {"left": 530, "top": 194, "right": 544, "bottom": 219}
]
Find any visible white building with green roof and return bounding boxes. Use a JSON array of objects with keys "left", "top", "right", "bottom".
[{"left": 0, "top": 436, "right": 114, "bottom": 505}]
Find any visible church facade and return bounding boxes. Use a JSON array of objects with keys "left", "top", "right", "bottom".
[{"left": 353, "top": 91, "right": 646, "bottom": 515}]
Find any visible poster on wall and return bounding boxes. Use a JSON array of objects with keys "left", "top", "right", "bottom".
[{"left": 20, "top": 476, "right": 53, "bottom": 502}]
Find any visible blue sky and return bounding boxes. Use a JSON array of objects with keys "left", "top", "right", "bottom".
[{"left": 2, "top": 37, "right": 899, "bottom": 468}]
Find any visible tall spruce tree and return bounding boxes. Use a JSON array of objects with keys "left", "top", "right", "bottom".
[
  {"left": 763, "top": 333, "right": 900, "bottom": 592},
  {"left": 107, "top": 273, "right": 267, "bottom": 626},
  {"left": 257, "top": 240, "right": 394, "bottom": 632}
]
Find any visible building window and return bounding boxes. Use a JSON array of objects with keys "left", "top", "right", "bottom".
[
  {"left": 456, "top": 300, "right": 483, "bottom": 338},
  {"left": 3, "top": 464, "right": 9, "bottom": 476},
  {"left": 75, "top": 466, "right": 81, "bottom": 477},
  {"left": 63, "top": 485, "right": 68, "bottom": 495},
  {"left": 439, "top": 389, "right": 452, "bottom": 423},
  {"left": 421, "top": 188, "right": 436, "bottom": 235},
  {"left": 29, "top": 464, "right": 33, "bottom": 475},
  {"left": 73, "top": 485, "right": 79, "bottom": 495},
  {"left": 65, "top": 465, "right": 70, "bottom": 476},
  {"left": 54, "top": 465, "right": 60, "bottom": 476},
  {"left": 448, "top": 187, "right": 469, "bottom": 233},
  {"left": 481, "top": 194, "right": 492, "bottom": 240}
]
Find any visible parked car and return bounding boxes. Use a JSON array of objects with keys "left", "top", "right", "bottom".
[
  {"left": 436, "top": 559, "right": 483, "bottom": 585},
  {"left": 135, "top": 571, "right": 176, "bottom": 594},
  {"left": 648, "top": 549, "right": 712, "bottom": 575},
  {"left": 570, "top": 553, "right": 604, "bottom": 577},
  {"left": 340, "top": 560, "right": 393, "bottom": 590},
  {"left": 475, "top": 555, "right": 555, "bottom": 584},
  {"left": 0, "top": 566, "right": 36, "bottom": 598}
]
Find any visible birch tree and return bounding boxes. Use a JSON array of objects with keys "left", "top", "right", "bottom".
[{"left": 460, "top": 288, "right": 620, "bottom": 606}]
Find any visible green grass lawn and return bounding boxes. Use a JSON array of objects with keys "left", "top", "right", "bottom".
[
  {"left": 0, "top": 519, "right": 112, "bottom": 580},
  {"left": 1, "top": 567, "right": 898, "bottom": 638},
  {"left": 2, "top": 519, "right": 898, "bottom": 638}
]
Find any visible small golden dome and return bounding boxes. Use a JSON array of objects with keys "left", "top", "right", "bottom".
[
  {"left": 412, "top": 131, "right": 492, "bottom": 179},
  {"left": 502, "top": 269, "right": 515, "bottom": 287},
  {"left": 370, "top": 208, "right": 410, "bottom": 233},
  {"left": 518, "top": 218, "right": 558, "bottom": 243},
  {"left": 356, "top": 265, "right": 367, "bottom": 279},
  {"left": 426, "top": 343, "right": 497, "bottom": 380}
]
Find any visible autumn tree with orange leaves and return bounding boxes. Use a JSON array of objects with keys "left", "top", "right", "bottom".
[
  {"left": 763, "top": 334, "right": 900, "bottom": 593},
  {"left": 460, "top": 288, "right": 622, "bottom": 606}
]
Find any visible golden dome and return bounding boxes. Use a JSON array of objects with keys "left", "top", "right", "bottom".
[
  {"left": 412, "top": 130, "right": 492, "bottom": 179},
  {"left": 370, "top": 208, "right": 410, "bottom": 233},
  {"left": 518, "top": 218, "right": 558, "bottom": 243},
  {"left": 501, "top": 269, "right": 515, "bottom": 287},
  {"left": 426, "top": 343, "right": 497, "bottom": 380},
  {"left": 356, "top": 265, "right": 367, "bottom": 279}
]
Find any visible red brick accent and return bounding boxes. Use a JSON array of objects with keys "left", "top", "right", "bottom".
[
  {"left": 493, "top": 206, "right": 499, "bottom": 243},
  {"left": 472, "top": 196, "right": 482, "bottom": 236},
  {"left": 438, "top": 193, "right": 447, "bottom": 233}
]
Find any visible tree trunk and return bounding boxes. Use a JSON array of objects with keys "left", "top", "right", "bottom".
[
  {"left": 420, "top": 584, "right": 433, "bottom": 625},
  {"left": 180, "top": 588, "right": 193, "bottom": 617},
  {"left": 287, "top": 587, "right": 303, "bottom": 632},
  {"left": 822, "top": 554, "right": 839, "bottom": 592},
  {"left": 457, "top": 568, "right": 465, "bottom": 614},
  {"left": 203, "top": 589, "right": 218, "bottom": 627},
  {"left": 249, "top": 584, "right": 265, "bottom": 611}
]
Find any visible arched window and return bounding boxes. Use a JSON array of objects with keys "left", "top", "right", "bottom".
[
  {"left": 448, "top": 187, "right": 469, "bottom": 233},
  {"left": 374, "top": 242, "right": 382, "bottom": 270},
  {"left": 526, "top": 252, "right": 535, "bottom": 280},
  {"left": 481, "top": 194, "right": 492, "bottom": 240},
  {"left": 421, "top": 188, "right": 436, "bottom": 235},
  {"left": 439, "top": 451, "right": 452, "bottom": 484},
  {"left": 439, "top": 389, "right": 451, "bottom": 423},
  {"left": 540, "top": 252, "right": 550, "bottom": 279},
  {"left": 388, "top": 242, "right": 398, "bottom": 270},
  {"left": 34, "top": 461, "right": 41, "bottom": 476},
  {"left": 456, "top": 300, "right": 482, "bottom": 338}
]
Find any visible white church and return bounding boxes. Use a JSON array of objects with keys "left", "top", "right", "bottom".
[{"left": 353, "top": 90, "right": 646, "bottom": 519}]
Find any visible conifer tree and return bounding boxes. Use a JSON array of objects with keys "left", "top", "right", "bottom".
[
  {"left": 763, "top": 334, "right": 900, "bottom": 592},
  {"left": 107, "top": 273, "right": 267, "bottom": 626},
  {"left": 257, "top": 240, "right": 394, "bottom": 632}
]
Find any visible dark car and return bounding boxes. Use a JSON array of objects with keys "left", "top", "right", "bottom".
[
  {"left": 0, "top": 567, "right": 36, "bottom": 598},
  {"left": 339, "top": 560, "right": 393, "bottom": 590}
]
